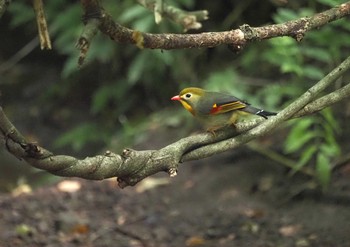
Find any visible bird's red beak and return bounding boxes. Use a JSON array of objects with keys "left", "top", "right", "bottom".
[{"left": 171, "top": 95, "right": 181, "bottom": 101}]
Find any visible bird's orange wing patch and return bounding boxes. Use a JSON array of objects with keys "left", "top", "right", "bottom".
[{"left": 210, "top": 101, "right": 246, "bottom": 114}]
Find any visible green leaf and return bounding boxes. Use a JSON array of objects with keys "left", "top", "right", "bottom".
[
  {"left": 128, "top": 52, "right": 149, "bottom": 84},
  {"left": 61, "top": 54, "right": 80, "bottom": 78},
  {"left": 291, "top": 145, "right": 317, "bottom": 174},
  {"left": 303, "top": 65, "right": 325, "bottom": 80},
  {"left": 284, "top": 118, "right": 316, "bottom": 153},
  {"left": 320, "top": 108, "right": 339, "bottom": 131},
  {"left": 8, "top": 3, "right": 34, "bottom": 28},
  {"left": 320, "top": 142, "right": 340, "bottom": 158},
  {"left": 91, "top": 85, "right": 115, "bottom": 114},
  {"left": 281, "top": 61, "right": 303, "bottom": 76},
  {"left": 316, "top": 153, "right": 331, "bottom": 191},
  {"left": 285, "top": 131, "right": 318, "bottom": 153},
  {"left": 265, "top": 38, "right": 304, "bottom": 76}
]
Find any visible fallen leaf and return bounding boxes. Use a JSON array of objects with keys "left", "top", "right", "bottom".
[
  {"left": 71, "top": 224, "right": 89, "bottom": 234},
  {"left": 186, "top": 236, "right": 206, "bottom": 246},
  {"left": 241, "top": 221, "right": 260, "bottom": 234},
  {"left": 12, "top": 184, "right": 32, "bottom": 196},
  {"left": 242, "top": 208, "right": 266, "bottom": 219},
  {"left": 15, "top": 224, "right": 35, "bottom": 236},
  {"left": 279, "top": 224, "right": 302, "bottom": 237}
]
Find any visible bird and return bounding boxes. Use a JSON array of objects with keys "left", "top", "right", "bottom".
[{"left": 171, "top": 87, "right": 277, "bottom": 131}]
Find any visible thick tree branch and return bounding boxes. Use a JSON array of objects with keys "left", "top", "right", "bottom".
[
  {"left": 1, "top": 56, "right": 350, "bottom": 188},
  {"left": 76, "top": 1, "right": 350, "bottom": 66},
  {"left": 94, "top": 2, "right": 350, "bottom": 50}
]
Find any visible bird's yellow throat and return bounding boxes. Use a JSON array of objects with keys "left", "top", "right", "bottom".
[{"left": 179, "top": 100, "right": 195, "bottom": 115}]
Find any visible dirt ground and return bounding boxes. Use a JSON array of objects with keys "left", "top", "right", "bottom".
[{"left": 1, "top": 141, "right": 350, "bottom": 247}]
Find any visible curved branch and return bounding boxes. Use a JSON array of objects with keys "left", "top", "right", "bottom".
[
  {"left": 1, "top": 56, "right": 350, "bottom": 188},
  {"left": 96, "top": 2, "right": 350, "bottom": 49}
]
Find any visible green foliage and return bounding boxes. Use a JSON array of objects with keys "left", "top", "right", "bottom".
[
  {"left": 91, "top": 82, "right": 133, "bottom": 115},
  {"left": 316, "top": 153, "right": 332, "bottom": 191},
  {"left": 237, "top": 0, "right": 347, "bottom": 189},
  {"left": 271, "top": 1, "right": 346, "bottom": 190},
  {"left": 203, "top": 69, "right": 243, "bottom": 94},
  {"left": 284, "top": 108, "right": 340, "bottom": 189},
  {"left": 8, "top": 2, "right": 34, "bottom": 28},
  {"left": 54, "top": 123, "right": 110, "bottom": 151},
  {"left": 241, "top": 0, "right": 349, "bottom": 80}
]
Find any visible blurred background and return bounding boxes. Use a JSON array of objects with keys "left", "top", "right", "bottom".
[{"left": 1, "top": 0, "right": 350, "bottom": 192}]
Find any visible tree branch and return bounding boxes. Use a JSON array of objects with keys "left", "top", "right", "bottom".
[
  {"left": 76, "top": 0, "right": 102, "bottom": 66},
  {"left": 182, "top": 56, "right": 350, "bottom": 162},
  {"left": 76, "top": 1, "right": 350, "bottom": 66},
  {"left": 95, "top": 2, "right": 350, "bottom": 50},
  {"left": 1, "top": 56, "right": 350, "bottom": 188},
  {"left": 32, "top": 0, "right": 51, "bottom": 50}
]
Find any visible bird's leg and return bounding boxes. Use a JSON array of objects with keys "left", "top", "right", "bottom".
[
  {"left": 206, "top": 126, "right": 220, "bottom": 137},
  {"left": 229, "top": 112, "right": 239, "bottom": 124},
  {"left": 228, "top": 114, "right": 239, "bottom": 132}
]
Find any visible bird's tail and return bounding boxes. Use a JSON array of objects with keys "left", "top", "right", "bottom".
[{"left": 244, "top": 106, "right": 277, "bottom": 119}]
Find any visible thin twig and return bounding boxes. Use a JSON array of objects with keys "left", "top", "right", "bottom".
[
  {"left": 32, "top": 0, "right": 51, "bottom": 50},
  {"left": 247, "top": 142, "right": 315, "bottom": 177},
  {"left": 0, "top": 37, "right": 39, "bottom": 74}
]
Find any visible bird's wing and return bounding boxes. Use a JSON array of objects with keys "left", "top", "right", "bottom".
[{"left": 207, "top": 92, "right": 248, "bottom": 115}]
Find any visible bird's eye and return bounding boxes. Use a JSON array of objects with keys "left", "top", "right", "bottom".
[{"left": 184, "top": 93, "right": 192, "bottom": 99}]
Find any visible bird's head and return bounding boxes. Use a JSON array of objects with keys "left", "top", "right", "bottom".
[{"left": 171, "top": 87, "right": 205, "bottom": 115}]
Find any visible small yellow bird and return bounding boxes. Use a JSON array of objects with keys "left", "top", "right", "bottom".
[{"left": 171, "top": 87, "right": 276, "bottom": 131}]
